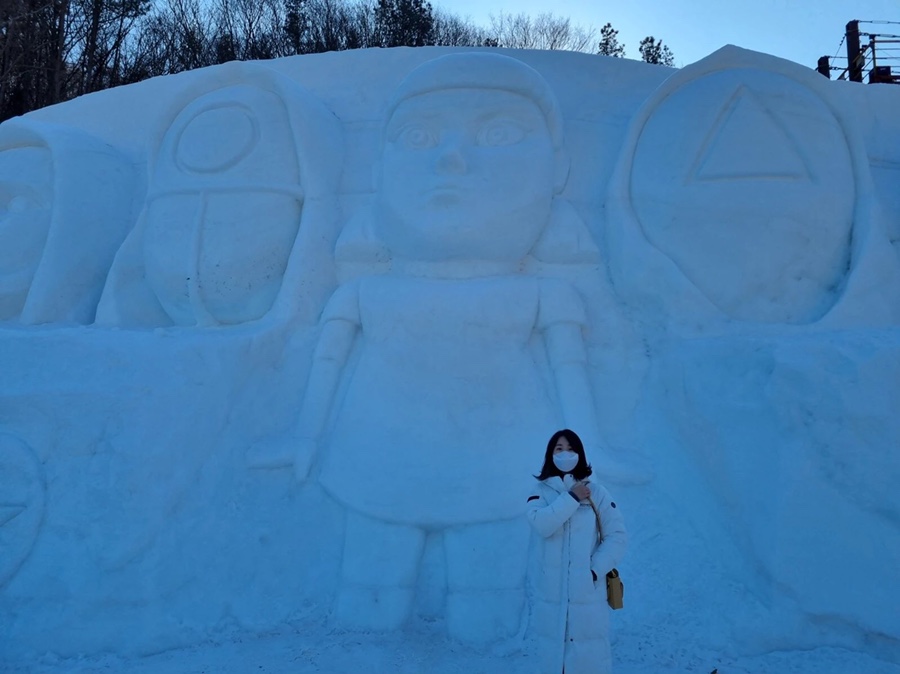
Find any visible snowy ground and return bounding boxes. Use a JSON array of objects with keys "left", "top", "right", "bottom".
[{"left": 11, "top": 625, "right": 900, "bottom": 674}]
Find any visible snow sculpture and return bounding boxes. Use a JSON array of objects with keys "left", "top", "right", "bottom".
[
  {"left": 97, "top": 62, "right": 343, "bottom": 328},
  {"left": 607, "top": 46, "right": 894, "bottom": 326},
  {"left": 0, "top": 121, "right": 135, "bottom": 324},
  {"left": 0, "top": 434, "right": 45, "bottom": 589},
  {"left": 2, "top": 46, "right": 898, "bottom": 667},
  {"left": 256, "top": 53, "right": 607, "bottom": 641}
]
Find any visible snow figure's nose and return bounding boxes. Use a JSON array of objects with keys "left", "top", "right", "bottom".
[{"left": 435, "top": 134, "right": 467, "bottom": 175}]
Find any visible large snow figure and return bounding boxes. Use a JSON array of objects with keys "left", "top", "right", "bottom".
[
  {"left": 274, "top": 53, "right": 609, "bottom": 641},
  {"left": 97, "top": 62, "right": 343, "bottom": 328},
  {"left": 0, "top": 121, "right": 135, "bottom": 324}
]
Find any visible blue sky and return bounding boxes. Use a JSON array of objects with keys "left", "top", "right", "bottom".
[{"left": 437, "top": 0, "right": 899, "bottom": 70}]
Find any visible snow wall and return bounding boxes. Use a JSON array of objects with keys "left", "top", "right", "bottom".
[{"left": 1, "top": 45, "right": 899, "bottom": 665}]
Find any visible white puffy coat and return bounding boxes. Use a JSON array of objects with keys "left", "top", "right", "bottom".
[{"left": 527, "top": 475, "right": 627, "bottom": 674}]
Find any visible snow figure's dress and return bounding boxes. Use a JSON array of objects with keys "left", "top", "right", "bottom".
[
  {"left": 318, "top": 275, "right": 580, "bottom": 525},
  {"left": 287, "top": 53, "right": 609, "bottom": 644}
]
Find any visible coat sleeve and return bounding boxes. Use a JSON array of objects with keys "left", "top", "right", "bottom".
[
  {"left": 590, "top": 485, "right": 627, "bottom": 576},
  {"left": 526, "top": 485, "right": 580, "bottom": 538}
]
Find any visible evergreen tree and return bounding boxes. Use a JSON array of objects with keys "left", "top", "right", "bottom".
[
  {"left": 374, "top": 0, "right": 433, "bottom": 47},
  {"left": 597, "top": 22, "right": 624, "bottom": 57},
  {"left": 639, "top": 35, "right": 674, "bottom": 66}
]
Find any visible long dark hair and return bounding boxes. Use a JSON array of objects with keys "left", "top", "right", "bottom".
[{"left": 535, "top": 429, "right": 593, "bottom": 481}]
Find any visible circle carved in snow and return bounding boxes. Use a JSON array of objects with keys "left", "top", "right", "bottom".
[
  {"left": 0, "top": 434, "right": 45, "bottom": 588},
  {"left": 629, "top": 69, "right": 854, "bottom": 324},
  {"left": 175, "top": 105, "right": 259, "bottom": 173}
]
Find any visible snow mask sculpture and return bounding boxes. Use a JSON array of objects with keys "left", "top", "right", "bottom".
[
  {"left": 97, "top": 63, "right": 342, "bottom": 328},
  {"left": 0, "top": 142, "right": 51, "bottom": 319},
  {"left": 144, "top": 84, "right": 304, "bottom": 326},
  {"left": 256, "top": 53, "right": 610, "bottom": 642},
  {"left": 606, "top": 47, "right": 887, "bottom": 327},
  {"left": 0, "top": 121, "right": 134, "bottom": 324}
]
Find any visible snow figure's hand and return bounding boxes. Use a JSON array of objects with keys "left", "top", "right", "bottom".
[
  {"left": 293, "top": 437, "right": 318, "bottom": 482},
  {"left": 245, "top": 436, "right": 295, "bottom": 470}
]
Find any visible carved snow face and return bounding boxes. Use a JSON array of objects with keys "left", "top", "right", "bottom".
[
  {"left": 0, "top": 147, "right": 52, "bottom": 319},
  {"left": 378, "top": 88, "right": 556, "bottom": 263}
]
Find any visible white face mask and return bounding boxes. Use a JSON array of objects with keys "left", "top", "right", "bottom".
[{"left": 552, "top": 451, "right": 579, "bottom": 473}]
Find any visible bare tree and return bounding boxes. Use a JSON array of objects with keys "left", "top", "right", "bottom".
[
  {"left": 211, "top": 0, "right": 282, "bottom": 60},
  {"left": 278, "top": 0, "right": 376, "bottom": 55},
  {"left": 534, "top": 12, "right": 593, "bottom": 51},
  {"left": 488, "top": 12, "right": 532, "bottom": 50},
  {"left": 1, "top": 0, "right": 75, "bottom": 117},
  {"left": 431, "top": 8, "right": 483, "bottom": 47},
  {"left": 66, "top": 0, "right": 151, "bottom": 95},
  {"left": 488, "top": 11, "right": 594, "bottom": 52}
]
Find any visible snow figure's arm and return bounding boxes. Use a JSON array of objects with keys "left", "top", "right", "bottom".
[
  {"left": 292, "top": 282, "right": 361, "bottom": 481},
  {"left": 590, "top": 485, "right": 627, "bottom": 576},
  {"left": 538, "top": 279, "right": 603, "bottom": 449},
  {"left": 526, "top": 488, "right": 580, "bottom": 538}
]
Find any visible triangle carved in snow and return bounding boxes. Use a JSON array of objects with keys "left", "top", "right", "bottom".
[{"left": 685, "top": 85, "right": 812, "bottom": 184}]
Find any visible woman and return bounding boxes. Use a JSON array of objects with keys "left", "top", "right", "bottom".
[{"left": 527, "top": 429, "right": 627, "bottom": 674}]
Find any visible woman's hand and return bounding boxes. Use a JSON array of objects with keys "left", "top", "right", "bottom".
[{"left": 570, "top": 482, "right": 591, "bottom": 501}]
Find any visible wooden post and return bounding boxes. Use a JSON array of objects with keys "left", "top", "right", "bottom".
[{"left": 846, "top": 20, "right": 863, "bottom": 83}]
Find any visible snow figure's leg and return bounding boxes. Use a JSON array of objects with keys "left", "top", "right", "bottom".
[
  {"left": 335, "top": 510, "right": 425, "bottom": 630},
  {"left": 443, "top": 517, "right": 531, "bottom": 643}
]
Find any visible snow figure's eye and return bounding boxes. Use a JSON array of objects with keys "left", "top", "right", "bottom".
[
  {"left": 398, "top": 125, "right": 437, "bottom": 150},
  {"left": 476, "top": 120, "right": 526, "bottom": 147}
]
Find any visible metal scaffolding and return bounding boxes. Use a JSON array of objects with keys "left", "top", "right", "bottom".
[{"left": 817, "top": 20, "right": 900, "bottom": 84}]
